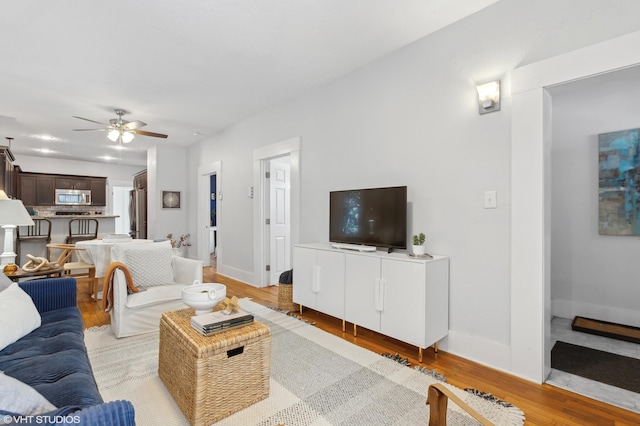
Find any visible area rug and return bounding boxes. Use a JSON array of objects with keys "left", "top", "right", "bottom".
[
  {"left": 85, "top": 300, "right": 524, "bottom": 425},
  {"left": 551, "top": 341, "right": 640, "bottom": 393}
]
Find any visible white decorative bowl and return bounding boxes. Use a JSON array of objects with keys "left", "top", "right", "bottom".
[{"left": 182, "top": 280, "right": 227, "bottom": 315}]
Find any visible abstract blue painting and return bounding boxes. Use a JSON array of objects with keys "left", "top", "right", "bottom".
[{"left": 599, "top": 128, "right": 640, "bottom": 235}]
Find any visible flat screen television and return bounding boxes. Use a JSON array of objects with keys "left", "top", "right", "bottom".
[{"left": 329, "top": 186, "right": 407, "bottom": 250}]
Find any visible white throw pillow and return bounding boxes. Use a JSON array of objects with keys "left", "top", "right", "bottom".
[
  {"left": 0, "top": 372, "right": 56, "bottom": 415},
  {"left": 0, "top": 283, "right": 41, "bottom": 352},
  {"left": 124, "top": 244, "right": 175, "bottom": 289}
]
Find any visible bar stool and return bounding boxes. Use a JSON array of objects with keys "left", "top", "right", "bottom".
[
  {"left": 66, "top": 218, "right": 99, "bottom": 244},
  {"left": 16, "top": 218, "right": 52, "bottom": 266}
]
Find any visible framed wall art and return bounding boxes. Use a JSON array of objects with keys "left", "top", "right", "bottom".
[
  {"left": 599, "top": 128, "right": 640, "bottom": 235},
  {"left": 162, "top": 191, "right": 181, "bottom": 209}
]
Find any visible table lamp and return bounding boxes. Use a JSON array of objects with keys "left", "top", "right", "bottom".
[{"left": 0, "top": 190, "right": 34, "bottom": 273}]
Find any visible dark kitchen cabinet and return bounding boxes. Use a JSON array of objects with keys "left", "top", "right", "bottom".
[
  {"left": 55, "top": 177, "right": 91, "bottom": 190},
  {"left": 19, "top": 173, "right": 105, "bottom": 206},
  {"left": 0, "top": 147, "right": 15, "bottom": 198},
  {"left": 90, "top": 178, "right": 107, "bottom": 206},
  {"left": 19, "top": 173, "right": 55, "bottom": 206}
]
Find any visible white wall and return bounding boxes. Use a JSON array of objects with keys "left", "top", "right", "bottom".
[
  {"left": 550, "top": 66, "right": 640, "bottom": 327},
  {"left": 147, "top": 145, "right": 188, "bottom": 247},
  {"left": 185, "top": 0, "right": 640, "bottom": 376}
]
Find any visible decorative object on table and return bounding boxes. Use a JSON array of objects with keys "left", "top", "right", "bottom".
[
  {"left": 167, "top": 233, "right": 191, "bottom": 256},
  {"left": 162, "top": 191, "right": 181, "bottom": 209},
  {"left": 412, "top": 232, "right": 426, "bottom": 256},
  {"left": 598, "top": 128, "right": 640, "bottom": 235},
  {"left": 167, "top": 233, "right": 191, "bottom": 248},
  {"left": 220, "top": 295, "right": 240, "bottom": 314},
  {"left": 0, "top": 190, "right": 35, "bottom": 273},
  {"left": 181, "top": 280, "right": 226, "bottom": 315},
  {"left": 21, "top": 254, "right": 54, "bottom": 272},
  {"left": 190, "top": 307, "right": 254, "bottom": 336}
]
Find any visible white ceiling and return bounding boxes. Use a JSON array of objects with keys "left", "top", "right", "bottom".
[{"left": 0, "top": 0, "right": 497, "bottom": 167}]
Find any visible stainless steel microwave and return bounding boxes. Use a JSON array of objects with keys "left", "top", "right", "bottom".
[{"left": 55, "top": 189, "right": 92, "bottom": 205}]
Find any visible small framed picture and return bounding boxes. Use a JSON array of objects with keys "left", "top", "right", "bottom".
[{"left": 162, "top": 191, "right": 181, "bottom": 209}]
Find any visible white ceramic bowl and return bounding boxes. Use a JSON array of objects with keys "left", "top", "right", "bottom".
[{"left": 182, "top": 281, "right": 227, "bottom": 315}]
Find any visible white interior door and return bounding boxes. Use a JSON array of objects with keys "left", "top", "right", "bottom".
[{"left": 269, "top": 158, "right": 291, "bottom": 284}]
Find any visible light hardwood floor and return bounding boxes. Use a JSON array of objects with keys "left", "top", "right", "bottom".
[{"left": 78, "top": 269, "right": 640, "bottom": 425}]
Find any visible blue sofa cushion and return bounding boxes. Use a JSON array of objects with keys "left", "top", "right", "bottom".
[{"left": 0, "top": 306, "right": 103, "bottom": 409}]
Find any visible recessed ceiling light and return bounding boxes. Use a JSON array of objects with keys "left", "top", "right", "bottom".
[
  {"left": 31, "top": 134, "right": 61, "bottom": 141},
  {"left": 34, "top": 148, "right": 54, "bottom": 154},
  {"left": 112, "top": 145, "right": 126, "bottom": 150},
  {"left": 99, "top": 155, "right": 116, "bottom": 161},
  {"left": 192, "top": 132, "right": 203, "bottom": 136}
]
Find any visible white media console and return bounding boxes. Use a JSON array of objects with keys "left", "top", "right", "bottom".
[{"left": 293, "top": 243, "right": 449, "bottom": 359}]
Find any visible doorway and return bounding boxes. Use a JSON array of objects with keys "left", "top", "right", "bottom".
[
  {"left": 209, "top": 174, "right": 217, "bottom": 271},
  {"left": 110, "top": 183, "right": 133, "bottom": 235},
  {"left": 253, "top": 137, "right": 301, "bottom": 287},
  {"left": 197, "top": 161, "right": 221, "bottom": 268},
  {"left": 265, "top": 155, "right": 291, "bottom": 284}
]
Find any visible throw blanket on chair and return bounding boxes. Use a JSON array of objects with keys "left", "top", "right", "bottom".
[{"left": 102, "top": 262, "right": 140, "bottom": 312}]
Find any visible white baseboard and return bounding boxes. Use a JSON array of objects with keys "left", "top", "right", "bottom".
[
  {"left": 440, "top": 329, "right": 511, "bottom": 373},
  {"left": 552, "top": 299, "right": 640, "bottom": 328},
  {"left": 216, "top": 264, "right": 255, "bottom": 287}
]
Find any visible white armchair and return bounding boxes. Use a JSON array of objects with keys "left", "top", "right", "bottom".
[{"left": 104, "top": 240, "right": 202, "bottom": 338}]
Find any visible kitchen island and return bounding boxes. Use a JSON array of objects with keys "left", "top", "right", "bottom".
[{"left": 15, "top": 215, "right": 119, "bottom": 266}]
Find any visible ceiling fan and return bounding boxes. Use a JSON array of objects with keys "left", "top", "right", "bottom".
[{"left": 73, "top": 109, "right": 168, "bottom": 144}]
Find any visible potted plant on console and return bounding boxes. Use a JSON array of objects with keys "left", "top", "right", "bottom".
[{"left": 412, "top": 232, "right": 426, "bottom": 256}]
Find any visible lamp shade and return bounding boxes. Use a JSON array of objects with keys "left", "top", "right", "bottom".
[
  {"left": 121, "top": 131, "right": 134, "bottom": 143},
  {"left": 107, "top": 129, "right": 120, "bottom": 142},
  {"left": 0, "top": 199, "right": 35, "bottom": 226}
]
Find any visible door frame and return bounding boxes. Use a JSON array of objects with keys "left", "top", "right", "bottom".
[
  {"left": 253, "top": 137, "right": 301, "bottom": 287},
  {"left": 198, "top": 161, "right": 221, "bottom": 267},
  {"left": 510, "top": 30, "right": 640, "bottom": 382}
]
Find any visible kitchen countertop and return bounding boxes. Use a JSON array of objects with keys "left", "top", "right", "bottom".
[{"left": 36, "top": 215, "right": 119, "bottom": 219}]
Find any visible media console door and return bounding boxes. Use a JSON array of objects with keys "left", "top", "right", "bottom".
[
  {"left": 346, "top": 254, "right": 441, "bottom": 349},
  {"left": 292, "top": 246, "right": 345, "bottom": 319}
]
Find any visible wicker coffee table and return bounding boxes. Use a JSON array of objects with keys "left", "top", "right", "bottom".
[{"left": 158, "top": 308, "right": 271, "bottom": 426}]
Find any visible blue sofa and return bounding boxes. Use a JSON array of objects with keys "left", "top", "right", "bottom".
[{"left": 0, "top": 277, "right": 135, "bottom": 425}]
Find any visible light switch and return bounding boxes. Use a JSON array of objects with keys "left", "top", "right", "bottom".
[{"left": 484, "top": 190, "right": 497, "bottom": 209}]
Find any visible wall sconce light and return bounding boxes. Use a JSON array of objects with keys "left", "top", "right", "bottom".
[{"left": 476, "top": 80, "right": 501, "bottom": 114}]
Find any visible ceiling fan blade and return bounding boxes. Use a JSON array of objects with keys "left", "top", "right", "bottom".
[
  {"left": 72, "top": 116, "right": 108, "bottom": 126},
  {"left": 133, "top": 129, "right": 168, "bottom": 138},
  {"left": 73, "top": 128, "right": 106, "bottom": 132},
  {"left": 123, "top": 120, "right": 147, "bottom": 131}
]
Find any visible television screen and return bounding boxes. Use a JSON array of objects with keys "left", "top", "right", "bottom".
[{"left": 329, "top": 186, "right": 407, "bottom": 249}]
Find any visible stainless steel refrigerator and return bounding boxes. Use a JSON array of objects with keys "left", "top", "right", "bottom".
[{"left": 129, "top": 189, "right": 147, "bottom": 239}]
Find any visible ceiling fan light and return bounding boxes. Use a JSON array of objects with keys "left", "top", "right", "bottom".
[
  {"left": 107, "top": 129, "right": 120, "bottom": 142},
  {"left": 121, "top": 132, "right": 134, "bottom": 143}
]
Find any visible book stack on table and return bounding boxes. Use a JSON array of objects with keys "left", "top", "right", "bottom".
[{"left": 190, "top": 309, "right": 254, "bottom": 336}]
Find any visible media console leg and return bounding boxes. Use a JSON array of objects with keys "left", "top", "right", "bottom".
[
  {"left": 434, "top": 342, "right": 439, "bottom": 353},
  {"left": 354, "top": 324, "right": 357, "bottom": 337},
  {"left": 299, "top": 305, "right": 303, "bottom": 315},
  {"left": 419, "top": 347, "right": 423, "bottom": 363},
  {"left": 342, "top": 320, "right": 345, "bottom": 332}
]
